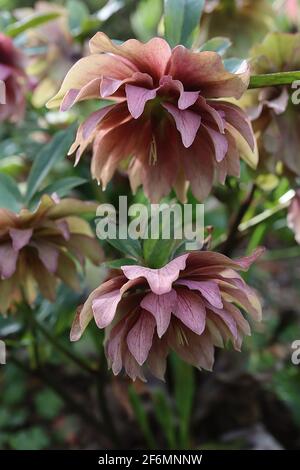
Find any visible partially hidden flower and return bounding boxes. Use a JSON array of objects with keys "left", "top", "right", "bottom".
[
  {"left": 287, "top": 190, "right": 300, "bottom": 244},
  {"left": 14, "top": 2, "right": 81, "bottom": 107},
  {"left": 245, "top": 33, "right": 300, "bottom": 177},
  {"left": 201, "top": 0, "right": 274, "bottom": 57},
  {"left": 71, "top": 248, "right": 264, "bottom": 381},
  {"left": 0, "top": 194, "right": 103, "bottom": 314},
  {"left": 47, "top": 32, "right": 257, "bottom": 203},
  {"left": 0, "top": 32, "right": 28, "bottom": 123}
]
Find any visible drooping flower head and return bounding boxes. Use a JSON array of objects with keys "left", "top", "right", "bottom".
[
  {"left": 288, "top": 190, "right": 300, "bottom": 244},
  {"left": 47, "top": 32, "right": 257, "bottom": 203},
  {"left": 71, "top": 248, "right": 264, "bottom": 381},
  {"left": 0, "top": 32, "right": 28, "bottom": 123},
  {"left": 0, "top": 195, "right": 102, "bottom": 314},
  {"left": 245, "top": 33, "right": 300, "bottom": 177}
]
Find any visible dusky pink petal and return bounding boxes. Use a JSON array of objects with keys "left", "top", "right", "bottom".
[
  {"left": 163, "top": 102, "right": 201, "bottom": 148},
  {"left": 176, "top": 279, "right": 223, "bottom": 309},
  {"left": 173, "top": 288, "right": 206, "bottom": 335},
  {"left": 141, "top": 290, "right": 177, "bottom": 337},
  {"left": 203, "top": 125, "right": 228, "bottom": 162},
  {"left": 122, "top": 254, "right": 189, "bottom": 295},
  {"left": 125, "top": 84, "right": 157, "bottom": 118},
  {"left": 0, "top": 243, "right": 18, "bottom": 279},
  {"left": 126, "top": 309, "right": 156, "bottom": 365},
  {"left": 9, "top": 228, "right": 33, "bottom": 251}
]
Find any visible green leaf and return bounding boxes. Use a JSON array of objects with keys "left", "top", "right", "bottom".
[
  {"left": 67, "top": 0, "right": 90, "bottom": 35},
  {"left": 104, "top": 258, "right": 137, "bottom": 269},
  {"left": 106, "top": 237, "right": 143, "bottom": 261},
  {"left": 171, "top": 354, "right": 195, "bottom": 448},
  {"left": 164, "top": 0, "right": 205, "bottom": 47},
  {"left": 5, "top": 12, "right": 61, "bottom": 37},
  {"left": 128, "top": 385, "right": 157, "bottom": 449},
  {"left": 29, "top": 177, "right": 87, "bottom": 208},
  {"left": 198, "top": 37, "right": 232, "bottom": 55},
  {"left": 131, "top": 0, "right": 162, "bottom": 41},
  {"left": 143, "top": 238, "right": 176, "bottom": 268},
  {"left": 25, "top": 123, "right": 77, "bottom": 204},
  {"left": 153, "top": 389, "right": 177, "bottom": 449},
  {"left": 0, "top": 173, "right": 23, "bottom": 212}
]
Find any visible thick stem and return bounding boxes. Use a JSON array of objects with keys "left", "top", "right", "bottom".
[{"left": 249, "top": 71, "right": 300, "bottom": 89}]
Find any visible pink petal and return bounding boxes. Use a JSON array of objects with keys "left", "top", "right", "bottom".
[
  {"left": 159, "top": 75, "right": 199, "bottom": 110},
  {"left": 181, "top": 133, "right": 215, "bottom": 201},
  {"left": 92, "top": 277, "right": 143, "bottom": 328},
  {"left": 203, "top": 125, "right": 228, "bottom": 162},
  {"left": 61, "top": 89, "right": 80, "bottom": 112},
  {"left": 122, "top": 254, "right": 189, "bottom": 295},
  {"left": 176, "top": 279, "right": 223, "bottom": 309},
  {"left": 173, "top": 288, "right": 206, "bottom": 335},
  {"left": 92, "top": 289, "right": 122, "bottom": 329},
  {"left": 141, "top": 290, "right": 177, "bottom": 337},
  {"left": 0, "top": 243, "right": 18, "bottom": 279},
  {"left": 82, "top": 105, "right": 114, "bottom": 139},
  {"left": 126, "top": 309, "right": 156, "bottom": 365},
  {"left": 100, "top": 77, "right": 123, "bottom": 98},
  {"left": 9, "top": 228, "right": 33, "bottom": 251},
  {"left": 125, "top": 84, "right": 157, "bottom": 118},
  {"left": 206, "top": 304, "right": 238, "bottom": 340},
  {"left": 163, "top": 102, "right": 201, "bottom": 148},
  {"left": 32, "top": 242, "right": 59, "bottom": 273}
]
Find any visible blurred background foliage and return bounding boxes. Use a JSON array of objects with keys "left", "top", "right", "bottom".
[{"left": 0, "top": 0, "right": 300, "bottom": 450}]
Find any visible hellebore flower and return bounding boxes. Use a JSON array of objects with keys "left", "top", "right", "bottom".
[
  {"left": 0, "top": 195, "right": 103, "bottom": 314},
  {"left": 14, "top": 2, "right": 81, "bottom": 107},
  {"left": 47, "top": 32, "right": 257, "bottom": 203},
  {"left": 0, "top": 33, "right": 28, "bottom": 123},
  {"left": 288, "top": 190, "right": 300, "bottom": 244},
  {"left": 71, "top": 248, "right": 264, "bottom": 381},
  {"left": 245, "top": 33, "right": 300, "bottom": 177}
]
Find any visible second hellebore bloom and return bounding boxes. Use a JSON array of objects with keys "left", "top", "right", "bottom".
[
  {"left": 48, "top": 33, "right": 257, "bottom": 202},
  {"left": 71, "top": 248, "right": 264, "bottom": 381}
]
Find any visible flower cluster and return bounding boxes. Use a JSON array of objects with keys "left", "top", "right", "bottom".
[
  {"left": 0, "top": 195, "right": 103, "bottom": 313},
  {"left": 47, "top": 32, "right": 257, "bottom": 203},
  {"left": 0, "top": 33, "right": 28, "bottom": 123},
  {"left": 71, "top": 248, "right": 263, "bottom": 381}
]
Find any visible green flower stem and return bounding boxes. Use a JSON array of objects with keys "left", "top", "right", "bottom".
[
  {"left": 31, "top": 316, "right": 97, "bottom": 377},
  {"left": 249, "top": 71, "right": 300, "bottom": 89}
]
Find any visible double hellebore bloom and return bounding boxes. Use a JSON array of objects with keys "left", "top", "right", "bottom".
[
  {"left": 71, "top": 248, "right": 263, "bottom": 381},
  {"left": 0, "top": 33, "right": 28, "bottom": 122},
  {"left": 0, "top": 195, "right": 102, "bottom": 313},
  {"left": 47, "top": 33, "right": 257, "bottom": 202}
]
